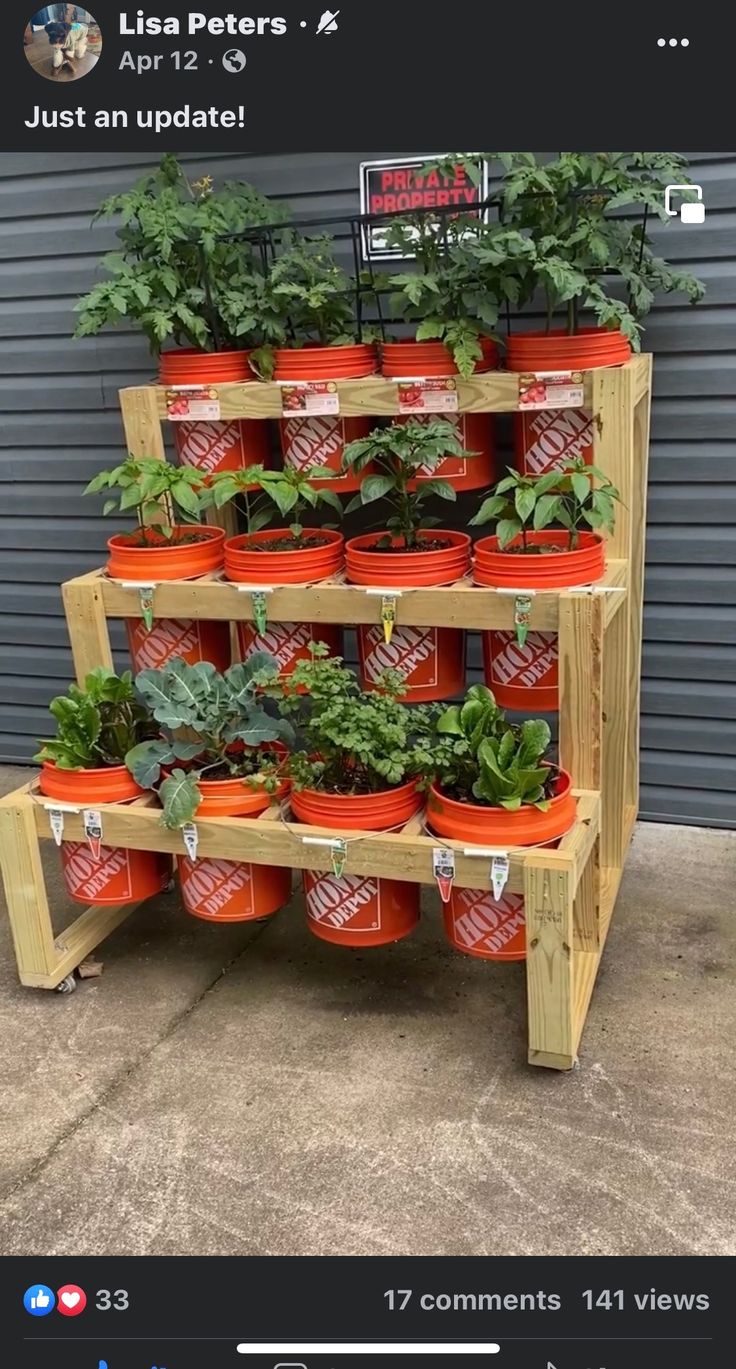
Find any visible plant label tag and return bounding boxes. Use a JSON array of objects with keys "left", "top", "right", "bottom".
[
  {"left": 49, "top": 808, "right": 65, "bottom": 847},
  {"left": 83, "top": 809, "right": 103, "bottom": 859},
  {"left": 433, "top": 846, "right": 456, "bottom": 903},
  {"left": 182, "top": 823, "right": 198, "bottom": 861},
  {"left": 137, "top": 586, "right": 155, "bottom": 632},
  {"left": 491, "top": 855, "right": 510, "bottom": 900},
  {"left": 397, "top": 377, "right": 459, "bottom": 413},
  {"left": 514, "top": 593, "right": 534, "bottom": 648},
  {"left": 519, "top": 371, "right": 585, "bottom": 410},
  {"left": 380, "top": 594, "right": 397, "bottom": 645},
  {"left": 251, "top": 589, "right": 269, "bottom": 636},
  {"left": 280, "top": 381, "right": 340, "bottom": 417},
  {"left": 331, "top": 838, "right": 348, "bottom": 878},
  {"left": 165, "top": 386, "right": 221, "bottom": 422}
]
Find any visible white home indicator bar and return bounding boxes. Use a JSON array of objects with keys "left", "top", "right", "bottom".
[{"left": 237, "top": 1346, "right": 500, "bottom": 1356}]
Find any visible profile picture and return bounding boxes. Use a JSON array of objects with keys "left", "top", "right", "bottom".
[{"left": 24, "top": 6, "right": 102, "bottom": 81}]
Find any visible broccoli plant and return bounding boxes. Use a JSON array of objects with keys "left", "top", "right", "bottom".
[
  {"left": 342, "top": 418, "right": 470, "bottom": 548},
  {"left": 206, "top": 463, "right": 343, "bottom": 540},
  {"left": 35, "top": 669, "right": 155, "bottom": 771},
  {"left": 429, "top": 685, "right": 555, "bottom": 811},
  {"left": 84, "top": 456, "right": 209, "bottom": 538},
  {"left": 471, "top": 458, "right": 620, "bottom": 551},
  {"left": 75, "top": 155, "right": 286, "bottom": 357},
  {"left": 265, "top": 645, "right": 436, "bottom": 795},
  {"left": 125, "top": 655, "right": 294, "bottom": 829}
]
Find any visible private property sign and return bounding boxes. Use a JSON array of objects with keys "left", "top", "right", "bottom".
[{"left": 359, "top": 155, "right": 488, "bottom": 260}]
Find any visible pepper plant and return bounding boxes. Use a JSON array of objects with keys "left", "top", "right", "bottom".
[
  {"left": 125, "top": 655, "right": 294, "bottom": 829},
  {"left": 75, "top": 155, "right": 287, "bottom": 358},
  {"left": 342, "top": 419, "right": 470, "bottom": 548},
  {"left": 35, "top": 668, "right": 155, "bottom": 770},
  {"left": 470, "top": 458, "right": 621, "bottom": 551},
  {"left": 430, "top": 684, "right": 555, "bottom": 811},
  {"left": 206, "top": 463, "right": 343, "bottom": 539},
  {"left": 265, "top": 645, "right": 436, "bottom": 795},
  {"left": 84, "top": 456, "right": 208, "bottom": 537}
]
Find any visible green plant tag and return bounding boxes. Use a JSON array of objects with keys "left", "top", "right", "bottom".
[
  {"left": 331, "top": 839, "right": 348, "bottom": 878},
  {"left": 138, "top": 586, "right": 155, "bottom": 632},
  {"left": 514, "top": 594, "right": 533, "bottom": 648},
  {"left": 251, "top": 590, "right": 269, "bottom": 636}
]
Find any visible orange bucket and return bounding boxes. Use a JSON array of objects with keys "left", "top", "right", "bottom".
[
  {"left": 482, "top": 629, "right": 559, "bottom": 713},
  {"left": 224, "top": 528, "right": 344, "bottom": 584},
  {"left": 173, "top": 418, "right": 270, "bottom": 476},
  {"left": 106, "top": 526, "right": 225, "bottom": 581},
  {"left": 427, "top": 769, "right": 576, "bottom": 847},
  {"left": 39, "top": 762, "right": 170, "bottom": 907},
  {"left": 443, "top": 886, "right": 527, "bottom": 961},
  {"left": 274, "top": 343, "right": 378, "bottom": 381},
  {"left": 304, "top": 869, "right": 419, "bottom": 947},
  {"left": 279, "top": 415, "right": 372, "bottom": 492},
  {"left": 159, "top": 348, "right": 253, "bottom": 384},
  {"left": 290, "top": 778, "right": 421, "bottom": 831},
  {"left": 473, "top": 530, "right": 605, "bottom": 589},
  {"left": 514, "top": 407, "right": 594, "bottom": 476},
  {"left": 237, "top": 620, "right": 342, "bottom": 676},
  {"left": 193, "top": 767, "right": 288, "bottom": 820},
  {"left": 381, "top": 337, "right": 499, "bottom": 377},
  {"left": 178, "top": 856, "right": 292, "bottom": 922},
  {"left": 346, "top": 529, "right": 470, "bottom": 587},
  {"left": 126, "top": 617, "right": 231, "bottom": 673},
  {"left": 357, "top": 624, "right": 466, "bottom": 703}
]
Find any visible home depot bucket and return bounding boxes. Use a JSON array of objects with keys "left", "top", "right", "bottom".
[
  {"left": 237, "top": 620, "right": 342, "bottom": 676},
  {"left": 443, "top": 886, "right": 527, "bottom": 961},
  {"left": 39, "top": 762, "right": 169, "bottom": 908},
  {"left": 60, "top": 842, "right": 170, "bottom": 908},
  {"left": 177, "top": 856, "right": 292, "bottom": 922},
  {"left": 173, "top": 417, "right": 270, "bottom": 476},
  {"left": 126, "top": 617, "right": 232, "bottom": 674},
  {"left": 482, "top": 629, "right": 559, "bottom": 713},
  {"left": 304, "top": 869, "right": 419, "bottom": 948},
  {"left": 275, "top": 342, "right": 378, "bottom": 491},
  {"left": 357, "top": 624, "right": 465, "bottom": 703},
  {"left": 507, "top": 327, "right": 630, "bottom": 476}
]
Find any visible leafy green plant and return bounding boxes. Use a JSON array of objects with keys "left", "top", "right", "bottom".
[
  {"left": 84, "top": 456, "right": 208, "bottom": 538},
  {"left": 75, "top": 155, "right": 286, "bottom": 357},
  {"left": 430, "top": 685, "right": 554, "bottom": 811},
  {"left": 35, "top": 669, "right": 154, "bottom": 771},
  {"left": 266, "top": 232, "right": 357, "bottom": 347},
  {"left": 206, "top": 463, "right": 343, "bottom": 540},
  {"left": 265, "top": 645, "right": 436, "bottom": 795},
  {"left": 125, "top": 656, "right": 294, "bottom": 829},
  {"left": 470, "top": 458, "right": 620, "bottom": 551},
  {"left": 385, "top": 212, "right": 534, "bottom": 376},
  {"left": 342, "top": 419, "right": 470, "bottom": 548}
]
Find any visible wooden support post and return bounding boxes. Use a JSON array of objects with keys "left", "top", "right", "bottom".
[
  {"left": 525, "top": 863, "right": 575, "bottom": 1069},
  {"left": 119, "top": 386, "right": 167, "bottom": 462},
  {"left": 62, "top": 575, "right": 114, "bottom": 682},
  {"left": 558, "top": 593, "right": 603, "bottom": 791},
  {"left": 0, "top": 792, "right": 57, "bottom": 984},
  {"left": 573, "top": 835, "right": 600, "bottom": 952},
  {"left": 626, "top": 367, "right": 653, "bottom": 815}
]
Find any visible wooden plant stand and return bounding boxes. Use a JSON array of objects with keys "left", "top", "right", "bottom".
[{"left": 0, "top": 357, "right": 652, "bottom": 1069}]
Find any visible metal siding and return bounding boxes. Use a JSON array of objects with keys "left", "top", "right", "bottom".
[{"left": 0, "top": 151, "right": 734, "bottom": 827}]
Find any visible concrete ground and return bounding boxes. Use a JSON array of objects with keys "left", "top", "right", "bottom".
[{"left": 0, "top": 762, "right": 733, "bottom": 1256}]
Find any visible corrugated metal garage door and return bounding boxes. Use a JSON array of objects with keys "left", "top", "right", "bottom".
[{"left": 0, "top": 151, "right": 733, "bottom": 827}]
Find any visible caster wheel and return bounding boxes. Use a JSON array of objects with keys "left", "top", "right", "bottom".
[{"left": 55, "top": 973, "right": 77, "bottom": 995}]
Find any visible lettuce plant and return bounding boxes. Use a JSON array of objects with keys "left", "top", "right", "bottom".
[
  {"left": 35, "top": 669, "right": 154, "bottom": 771},
  {"left": 126, "top": 655, "right": 294, "bottom": 828},
  {"left": 430, "top": 684, "right": 554, "bottom": 811}
]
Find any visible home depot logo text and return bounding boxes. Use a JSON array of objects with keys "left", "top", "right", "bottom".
[
  {"left": 176, "top": 420, "right": 243, "bottom": 473},
  {"left": 521, "top": 409, "right": 593, "bottom": 475},
  {"left": 451, "top": 889, "right": 525, "bottom": 955},
  {"left": 306, "top": 873, "right": 380, "bottom": 930},
  {"left": 180, "top": 857, "right": 252, "bottom": 917}
]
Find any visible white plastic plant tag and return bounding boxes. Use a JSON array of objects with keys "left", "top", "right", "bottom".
[
  {"left": 491, "top": 855, "right": 510, "bottom": 900},
  {"left": 83, "top": 809, "right": 103, "bottom": 860},
  {"left": 49, "top": 808, "right": 65, "bottom": 847},
  {"left": 182, "top": 823, "right": 199, "bottom": 861},
  {"left": 433, "top": 847, "right": 455, "bottom": 903}
]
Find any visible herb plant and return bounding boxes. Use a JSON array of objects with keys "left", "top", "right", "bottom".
[
  {"left": 75, "top": 155, "right": 286, "bottom": 357},
  {"left": 265, "top": 646, "right": 436, "bottom": 795},
  {"left": 431, "top": 685, "right": 555, "bottom": 812},
  {"left": 206, "top": 463, "right": 343, "bottom": 541},
  {"left": 342, "top": 419, "right": 470, "bottom": 548},
  {"left": 470, "top": 458, "right": 620, "bottom": 551},
  {"left": 35, "top": 669, "right": 155, "bottom": 771},
  {"left": 84, "top": 456, "right": 208, "bottom": 538},
  {"left": 126, "top": 656, "right": 294, "bottom": 829}
]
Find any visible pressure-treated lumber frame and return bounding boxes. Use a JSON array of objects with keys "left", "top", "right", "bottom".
[{"left": 0, "top": 356, "right": 652, "bottom": 1070}]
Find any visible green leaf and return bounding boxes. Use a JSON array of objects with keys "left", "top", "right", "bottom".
[
  {"left": 533, "top": 494, "right": 560, "bottom": 530},
  {"left": 360, "top": 473, "right": 395, "bottom": 504},
  {"left": 159, "top": 768, "right": 201, "bottom": 830},
  {"left": 496, "top": 518, "right": 521, "bottom": 549},
  {"left": 514, "top": 486, "right": 536, "bottom": 524},
  {"left": 125, "top": 739, "right": 174, "bottom": 791},
  {"left": 571, "top": 472, "right": 591, "bottom": 505}
]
